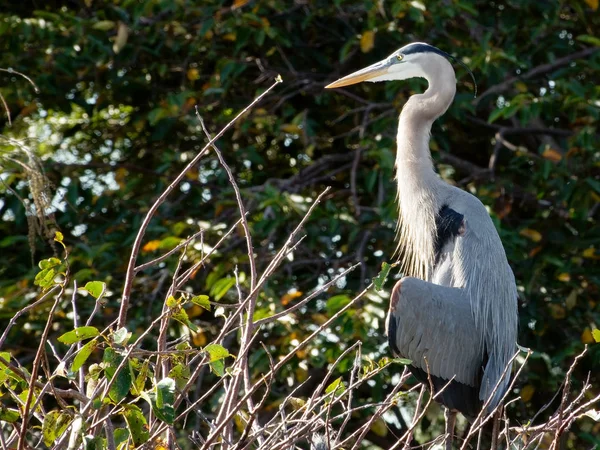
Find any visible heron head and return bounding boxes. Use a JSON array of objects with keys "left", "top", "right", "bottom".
[{"left": 325, "top": 42, "right": 476, "bottom": 95}]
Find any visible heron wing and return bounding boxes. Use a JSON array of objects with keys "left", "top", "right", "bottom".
[
  {"left": 447, "top": 190, "right": 519, "bottom": 411},
  {"left": 386, "top": 277, "right": 483, "bottom": 387}
]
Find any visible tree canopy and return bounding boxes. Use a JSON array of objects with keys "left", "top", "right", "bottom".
[{"left": 0, "top": 1, "right": 599, "bottom": 448}]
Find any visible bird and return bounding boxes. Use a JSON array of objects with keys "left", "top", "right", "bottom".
[{"left": 325, "top": 42, "right": 518, "bottom": 448}]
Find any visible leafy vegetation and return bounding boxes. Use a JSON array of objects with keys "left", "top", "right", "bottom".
[{"left": 1, "top": 1, "right": 599, "bottom": 448}]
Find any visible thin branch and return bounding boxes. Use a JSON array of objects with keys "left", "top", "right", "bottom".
[
  {"left": 118, "top": 77, "right": 282, "bottom": 328},
  {"left": 475, "top": 47, "right": 599, "bottom": 103}
]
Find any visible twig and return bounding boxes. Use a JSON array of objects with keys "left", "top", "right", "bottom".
[
  {"left": 17, "top": 287, "right": 64, "bottom": 450},
  {"left": 475, "top": 47, "right": 599, "bottom": 103},
  {"left": 118, "top": 77, "right": 282, "bottom": 328}
]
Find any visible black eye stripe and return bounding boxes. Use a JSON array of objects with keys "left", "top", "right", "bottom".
[{"left": 399, "top": 43, "right": 478, "bottom": 97}]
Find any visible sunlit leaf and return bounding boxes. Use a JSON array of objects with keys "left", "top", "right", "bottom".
[
  {"left": 519, "top": 228, "right": 542, "bottom": 242},
  {"left": 113, "top": 21, "right": 128, "bottom": 54},
  {"left": 360, "top": 30, "right": 375, "bottom": 53},
  {"left": 122, "top": 405, "right": 149, "bottom": 446},
  {"left": 325, "top": 377, "right": 346, "bottom": 400},
  {"left": 112, "top": 327, "right": 131, "bottom": 345},
  {"left": 373, "top": 262, "right": 393, "bottom": 291},
  {"left": 520, "top": 384, "right": 535, "bottom": 402},
  {"left": 81, "top": 281, "right": 106, "bottom": 300},
  {"left": 142, "top": 240, "right": 161, "bottom": 252},
  {"left": 58, "top": 326, "right": 99, "bottom": 345},
  {"left": 42, "top": 410, "right": 72, "bottom": 447},
  {"left": 103, "top": 348, "right": 132, "bottom": 403},
  {"left": 191, "top": 295, "right": 211, "bottom": 311},
  {"left": 71, "top": 338, "right": 98, "bottom": 372},
  {"left": 0, "top": 405, "right": 19, "bottom": 423},
  {"left": 92, "top": 20, "right": 115, "bottom": 31}
]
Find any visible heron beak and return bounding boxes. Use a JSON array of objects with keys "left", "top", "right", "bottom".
[{"left": 325, "top": 58, "right": 392, "bottom": 89}]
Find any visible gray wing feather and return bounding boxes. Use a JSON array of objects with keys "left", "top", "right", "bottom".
[
  {"left": 388, "top": 277, "right": 483, "bottom": 387},
  {"left": 446, "top": 189, "right": 519, "bottom": 410}
]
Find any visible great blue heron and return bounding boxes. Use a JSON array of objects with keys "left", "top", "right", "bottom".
[{"left": 326, "top": 43, "right": 518, "bottom": 448}]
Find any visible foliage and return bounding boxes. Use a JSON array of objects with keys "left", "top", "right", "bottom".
[{"left": 1, "top": 0, "right": 599, "bottom": 448}]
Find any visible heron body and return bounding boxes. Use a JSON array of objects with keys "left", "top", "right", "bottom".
[{"left": 326, "top": 42, "right": 518, "bottom": 436}]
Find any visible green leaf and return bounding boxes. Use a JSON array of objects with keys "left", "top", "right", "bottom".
[
  {"left": 140, "top": 378, "right": 176, "bottom": 425},
  {"left": 39, "top": 257, "right": 61, "bottom": 270},
  {"left": 325, "top": 377, "right": 346, "bottom": 399},
  {"left": 112, "top": 327, "right": 131, "bottom": 345},
  {"left": 210, "top": 359, "right": 225, "bottom": 377},
  {"left": 0, "top": 405, "right": 19, "bottom": 423},
  {"left": 487, "top": 107, "right": 505, "bottom": 124},
  {"left": 0, "top": 351, "right": 10, "bottom": 366},
  {"left": 172, "top": 308, "right": 198, "bottom": 332},
  {"left": 166, "top": 295, "right": 179, "bottom": 308},
  {"left": 159, "top": 236, "right": 182, "bottom": 249},
  {"left": 592, "top": 329, "right": 600, "bottom": 343},
  {"left": 191, "top": 295, "right": 211, "bottom": 311},
  {"left": 83, "top": 435, "right": 105, "bottom": 450},
  {"left": 54, "top": 231, "right": 64, "bottom": 243},
  {"left": 210, "top": 277, "right": 236, "bottom": 301},
  {"left": 391, "top": 358, "right": 412, "bottom": 365},
  {"left": 81, "top": 281, "right": 106, "bottom": 300},
  {"left": 34, "top": 267, "right": 57, "bottom": 289},
  {"left": 169, "top": 363, "right": 191, "bottom": 390},
  {"left": 92, "top": 20, "right": 116, "bottom": 31},
  {"left": 325, "top": 294, "right": 351, "bottom": 315},
  {"left": 577, "top": 35, "right": 600, "bottom": 46},
  {"left": 114, "top": 428, "right": 129, "bottom": 447},
  {"left": 71, "top": 339, "right": 98, "bottom": 372},
  {"left": 42, "top": 410, "right": 72, "bottom": 447},
  {"left": 103, "top": 348, "right": 133, "bottom": 403},
  {"left": 204, "top": 344, "right": 229, "bottom": 376},
  {"left": 0, "top": 352, "right": 10, "bottom": 384},
  {"left": 122, "top": 405, "right": 149, "bottom": 446},
  {"left": 204, "top": 344, "right": 230, "bottom": 361},
  {"left": 132, "top": 359, "right": 150, "bottom": 396},
  {"left": 57, "top": 326, "right": 100, "bottom": 345},
  {"left": 373, "top": 262, "right": 392, "bottom": 291},
  {"left": 155, "top": 378, "right": 176, "bottom": 423}
]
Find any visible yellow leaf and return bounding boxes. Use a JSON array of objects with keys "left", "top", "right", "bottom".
[
  {"left": 515, "top": 81, "right": 528, "bottom": 93},
  {"left": 288, "top": 397, "right": 306, "bottom": 410},
  {"left": 581, "top": 328, "right": 595, "bottom": 344},
  {"left": 191, "top": 330, "right": 207, "bottom": 347},
  {"left": 584, "top": 0, "right": 598, "bottom": 10},
  {"left": 112, "top": 21, "right": 128, "bottom": 54},
  {"left": 186, "top": 304, "right": 205, "bottom": 319},
  {"left": 593, "top": 329, "right": 600, "bottom": 343},
  {"left": 557, "top": 273, "right": 570, "bottom": 282},
  {"left": 281, "top": 290, "right": 303, "bottom": 306},
  {"left": 187, "top": 68, "right": 200, "bottom": 81},
  {"left": 549, "top": 304, "right": 566, "bottom": 319},
  {"left": 281, "top": 124, "right": 302, "bottom": 134},
  {"left": 360, "top": 30, "right": 375, "bottom": 53},
  {"left": 520, "top": 228, "right": 542, "bottom": 242},
  {"left": 371, "top": 417, "right": 388, "bottom": 437},
  {"left": 583, "top": 247, "right": 599, "bottom": 259},
  {"left": 93, "top": 20, "right": 115, "bottom": 31},
  {"left": 520, "top": 384, "right": 535, "bottom": 402},
  {"left": 233, "top": 0, "right": 250, "bottom": 8},
  {"left": 542, "top": 148, "right": 562, "bottom": 162},
  {"left": 223, "top": 33, "right": 237, "bottom": 41},
  {"left": 142, "top": 240, "right": 161, "bottom": 253}
]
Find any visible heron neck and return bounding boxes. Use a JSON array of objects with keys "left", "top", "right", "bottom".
[{"left": 395, "top": 64, "right": 456, "bottom": 181}]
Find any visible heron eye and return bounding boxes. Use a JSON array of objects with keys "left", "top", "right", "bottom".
[{"left": 396, "top": 54, "right": 404, "bottom": 61}]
